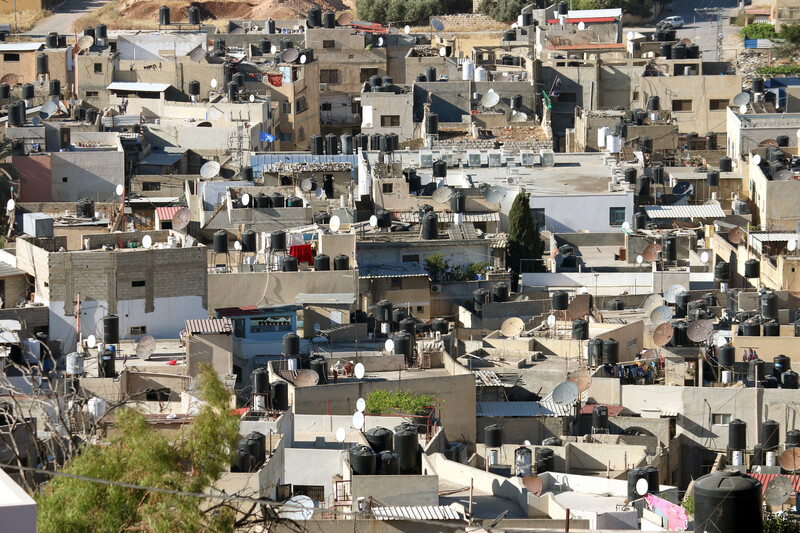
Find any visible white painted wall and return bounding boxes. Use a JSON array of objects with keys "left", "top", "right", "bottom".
[
  {"left": 50, "top": 151, "right": 124, "bottom": 202},
  {"left": 521, "top": 270, "right": 715, "bottom": 294},
  {"left": 283, "top": 447, "right": 345, "bottom": 500},
  {"left": 117, "top": 33, "right": 207, "bottom": 61},
  {"left": 0, "top": 468, "right": 36, "bottom": 533}
]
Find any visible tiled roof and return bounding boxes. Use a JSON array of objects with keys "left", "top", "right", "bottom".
[
  {"left": 358, "top": 262, "right": 429, "bottom": 279},
  {"left": 185, "top": 318, "right": 232, "bottom": 334},
  {"left": 155, "top": 206, "right": 182, "bottom": 222}
]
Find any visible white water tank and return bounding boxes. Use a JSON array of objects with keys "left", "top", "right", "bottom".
[
  {"left": 462, "top": 59, "right": 474, "bottom": 81},
  {"left": 766, "top": 450, "right": 777, "bottom": 466},
  {"left": 606, "top": 135, "right": 622, "bottom": 153},
  {"left": 380, "top": 322, "right": 391, "bottom": 334},
  {"left": 475, "top": 67, "right": 487, "bottom": 82},
  {"left": 487, "top": 449, "right": 499, "bottom": 466},
  {"left": 597, "top": 126, "right": 611, "bottom": 147},
  {"left": 66, "top": 352, "right": 84, "bottom": 375},
  {"left": 287, "top": 357, "right": 298, "bottom": 371},
  {"left": 88, "top": 397, "right": 107, "bottom": 420},
  {"left": 731, "top": 450, "right": 743, "bottom": 465},
  {"left": 722, "top": 370, "right": 733, "bottom": 384}
]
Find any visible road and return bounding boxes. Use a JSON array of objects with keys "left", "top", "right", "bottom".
[{"left": 23, "top": 0, "right": 109, "bottom": 37}]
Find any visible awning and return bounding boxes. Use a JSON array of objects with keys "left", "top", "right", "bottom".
[
  {"left": 295, "top": 293, "right": 356, "bottom": 305},
  {"left": 185, "top": 318, "right": 232, "bottom": 334},
  {"left": 155, "top": 206, "right": 182, "bottom": 222},
  {"left": 644, "top": 204, "right": 725, "bottom": 219},
  {"left": 372, "top": 506, "right": 464, "bottom": 521},
  {"left": 107, "top": 82, "right": 171, "bottom": 92}
]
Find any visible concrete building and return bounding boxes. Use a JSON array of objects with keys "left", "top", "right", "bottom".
[
  {"left": 0, "top": 469, "right": 36, "bottom": 533},
  {"left": 0, "top": 41, "right": 71, "bottom": 90},
  {"left": 726, "top": 105, "right": 800, "bottom": 163},
  {"left": 771, "top": 0, "right": 800, "bottom": 31},
  {"left": 11, "top": 230, "right": 208, "bottom": 354}
]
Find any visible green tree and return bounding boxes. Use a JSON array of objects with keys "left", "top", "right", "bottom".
[
  {"left": 424, "top": 252, "right": 450, "bottom": 282},
  {"left": 507, "top": 191, "right": 545, "bottom": 274},
  {"left": 36, "top": 365, "right": 240, "bottom": 533},
  {"left": 740, "top": 23, "right": 778, "bottom": 40},
  {"left": 780, "top": 24, "right": 800, "bottom": 43}
]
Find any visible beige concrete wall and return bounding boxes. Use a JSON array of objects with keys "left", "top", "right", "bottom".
[
  {"left": 186, "top": 333, "right": 233, "bottom": 376},
  {"left": 350, "top": 474, "right": 439, "bottom": 511}
]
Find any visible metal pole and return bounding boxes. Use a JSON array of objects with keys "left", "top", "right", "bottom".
[{"left": 469, "top": 478, "right": 473, "bottom": 515}]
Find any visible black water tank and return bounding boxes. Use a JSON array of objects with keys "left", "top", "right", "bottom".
[
  {"left": 270, "top": 230, "right": 287, "bottom": 251},
  {"left": 247, "top": 431, "right": 267, "bottom": 466},
  {"left": 729, "top": 419, "right": 747, "bottom": 450},
  {"left": 270, "top": 193, "right": 284, "bottom": 208},
  {"left": 212, "top": 230, "right": 227, "bottom": 254},
  {"left": 743, "top": 259, "right": 759, "bottom": 279},
  {"left": 485, "top": 424, "right": 503, "bottom": 447},
  {"left": 307, "top": 6, "right": 321, "bottom": 27},
  {"left": 776, "top": 134, "right": 790, "bottom": 147},
  {"left": 588, "top": 338, "right": 603, "bottom": 366},
  {"left": 473, "top": 288, "right": 488, "bottom": 313},
  {"left": 399, "top": 318, "right": 416, "bottom": 338},
  {"left": 425, "top": 113, "right": 438, "bottom": 134},
  {"left": 377, "top": 450, "right": 400, "bottom": 474},
  {"left": 718, "top": 344, "right": 735, "bottom": 369},
  {"left": 96, "top": 24, "right": 108, "bottom": 40},
  {"left": 592, "top": 405, "right": 609, "bottom": 431},
  {"left": 187, "top": 5, "right": 200, "bottom": 24},
  {"left": 784, "top": 371, "right": 799, "bottom": 389},
  {"left": 742, "top": 319, "right": 761, "bottom": 337},
  {"left": 674, "top": 292, "right": 690, "bottom": 319},
  {"left": 21, "top": 83, "right": 34, "bottom": 99},
  {"left": 748, "top": 358, "right": 765, "bottom": 381},
  {"left": 425, "top": 66, "right": 437, "bottom": 82},
  {"left": 0, "top": 83, "right": 9, "bottom": 99},
  {"left": 659, "top": 42, "right": 672, "bottom": 58},
  {"left": 310, "top": 134, "right": 324, "bottom": 155},
  {"left": 98, "top": 349, "right": 115, "bottom": 378},
  {"left": 102, "top": 314, "right": 119, "bottom": 344},
  {"left": 252, "top": 366, "right": 270, "bottom": 394},
  {"left": 258, "top": 39, "right": 271, "bottom": 55},
  {"left": 43, "top": 32, "right": 57, "bottom": 49},
  {"left": 761, "top": 292, "right": 778, "bottom": 320},
  {"left": 375, "top": 209, "right": 391, "bottom": 228},
  {"left": 281, "top": 333, "right": 300, "bottom": 356},
  {"left": 752, "top": 77, "right": 765, "bottom": 93},
  {"left": 350, "top": 444, "right": 377, "bottom": 475},
  {"left": 232, "top": 73, "right": 245, "bottom": 90},
  {"left": 394, "top": 427, "right": 419, "bottom": 474},
  {"left": 671, "top": 321, "right": 689, "bottom": 346},
  {"left": 7, "top": 101, "right": 22, "bottom": 126},
  {"left": 702, "top": 293, "right": 717, "bottom": 308},
  {"left": 309, "top": 358, "right": 327, "bottom": 384},
  {"left": 762, "top": 420, "right": 780, "bottom": 449},
  {"left": 492, "top": 283, "right": 509, "bottom": 302},
  {"left": 394, "top": 331, "right": 413, "bottom": 362},
  {"left": 240, "top": 229, "right": 256, "bottom": 253},
  {"left": 83, "top": 26, "right": 95, "bottom": 38},
  {"left": 627, "top": 468, "right": 648, "bottom": 500},
  {"left": 552, "top": 290, "right": 568, "bottom": 311},
  {"left": 671, "top": 42, "right": 686, "bottom": 59},
  {"left": 663, "top": 235, "right": 678, "bottom": 261},
  {"left": 624, "top": 167, "right": 637, "bottom": 184},
  {"left": 643, "top": 466, "right": 659, "bottom": 493},
  {"left": 340, "top": 133, "right": 353, "bottom": 155},
  {"left": 572, "top": 319, "right": 588, "bottom": 340},
  {"left": 706, "top": 169, "right": 720, "bottom": 187},
  {"left": 416, "top": 73, "right": 427, "bottom": 82},
  {"left": 325, "top": 133, "right": 339, "bottom": 155},
  {"left": 640, "top": 136, "right": 653, "bottom": 154},
  {"left": 322, "top": 10, "right": 335, "bottom": 28},
  {"left": 227, "top": 81, "right": 238, "bottom": 101},
  {"left": 354, "top": 133, "right": 368, "bottom": 151},
  {"left": 286, "top": 196, "right": 303, "bottom": 207},
  {"left": 376, "top": 300, "right": 392, "bottom": 322},
  {"left": 714, "top": 261, "right": 729, "bottom": 281},
  {"left": 788, "top": 430, "right": 800, "bottom": 448},
  {"left": 763, "top": 321, "right": 779, "bottom": 337},
  {"left": 49, "top": 79, "right": 60, "bottom": 96},
  {"left": 431, "top": 319, "right": 448, "bottom": 334},
  {"left": 313, "top": 253, "right": 330, "bottom": 271},
  {"left": 450, "top": 192, "right": 465, "bottom": 213},
  {"left": 557, "top": 0, "right": 568, "bottom": 15},
  {"left": 647, "top": 95, "right": 660, "bottom": 111},
  {"left": 522, "top": 12, "right": 532, "bottom": 26},
  {"left": 159, "top": 5, "right": 170, "bottom": 25},
  {"left": 271, "top": 381, "right": 288, "bottom": 410},
  {"left": 635, "top": 175, "right": 650, "bottom": 198},
  {"left": 718, "top": 156, "right": 733, "bottom": 173},
  {"left": 231, "top": 449, "right": 254, "bottom": 472},
  {"left": 536, "top": 447, "right": 554, "bottom": 473},
  {"left": 315, "top": 209, "right": 331, "bottom": 224},
  {"left": 282, "top": 256, "right": 298, "bottom": 271},
  {"left": 432, "top": 159, "right": 447, "bottom": 178},
  {"left": 773, "top": 355, "right": 791, "bottom": 378},
  {"left": 186, "top": 79, "right": 201, "bottom": 97},
  {"left": 510, "top": 94, "right": 523, "bottom": 110},
  {"left": 333, "top": 254, "right": 349, "bottom": 271},
  {"left": 763, "top": 376, "right": 779, "bottom": 388},
  {"left": 602, "top": 338, "right": 619, "bottom": 365},
  {"left": 36, "top": 53, "right": 48, "bottom": 75},
  {"left": 422, "top": 212, "right": 438, "bottom": 240},
  {"left": 365, "top": 427, "right": 393, "bottom": 453}
]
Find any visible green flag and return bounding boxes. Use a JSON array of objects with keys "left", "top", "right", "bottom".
[{"left": 541, "top": 90, "right": 552, "bottom": 111}]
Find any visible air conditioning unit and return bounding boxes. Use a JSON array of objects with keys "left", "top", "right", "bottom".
[
  {"left": 319, "top": 83, "right": 328, "bottom": 91},
  {"left": 431, "top": 284, "right": 442, "bottom": 293}
]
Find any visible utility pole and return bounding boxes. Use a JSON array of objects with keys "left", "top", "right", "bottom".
[{"left": 695, "top": 7, "right": 724, "bottom": 61}]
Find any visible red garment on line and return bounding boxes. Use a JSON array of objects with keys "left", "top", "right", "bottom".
[{"left": 289, "top": 244, "right": 313, "bottom": 264}]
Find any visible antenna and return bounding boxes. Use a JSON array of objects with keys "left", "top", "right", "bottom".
[
  {"left": 39, "top": 101, "right": 58, "bottom": 119},
  {"left": 431, "top": 18, "right": 444, "bottom": 31},
  {"left": 281, "top": 48, "right": 299, "bottom": 63},
  {"left": 294, "top": 369, "right": 320, "bottom": 387},
  {"left": 733, "top": 92, "right": 751, "bottom": 107},
  {"left": 300, "top": 178, "right": 313, "bottom": 191},
  {"left": 384, "top": 338, "right": 394, "bottom": 352}
]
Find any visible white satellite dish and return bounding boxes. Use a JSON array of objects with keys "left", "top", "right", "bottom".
[
  {"left": 352, "top": 411, "right": 365, "bottom": 430},
  {"left": 210, "top": 78, "right": 218, "bottom": 89},
  {"left": 354, "top": 362, "right": 365, "bottom": 379},
  {"left": 233, "top": 240, "right": 242, "bottom": 251},
  {"left": 141, "top": 235, "right": 152, "bottom": 249},
  {"left": 636, "top": 477, "right": 649, "bottom": 496},
  {"left": 86, "top": 335, "right": 96, "bottom": 348},
  {"left": 700, "top": 251, "right": 709, "bottom": 263},
  {"left": 242, "top": 193, "right": 251, "bottom": 206},
  {"left": 270, "top": 45, "right": 277, "bottom": 54},
  {"left": 739, "top": 104, "right": 747, "bottom": 114},
  {"left": 279, "top": 495, "right": 315, "bottom": 521},
  {"left": 789, "top": 239, "right": 797, "bottom": 252},
  {"left": 356, "top": 398, "right": 366, "bottom": 413},
  {"left": 5, "top": 199, "right": 14, "bottom": 212},
  {"left": 404, "top": 25, "right": 410, "bottom": 34},
  {"left": 369, "top": 215, "right": 378, "bottom": 227},
  {"left": 115, "top": 184, "right": 124, "bottom": 196},
  {"left": 524, "top": 440, "right": 531, "bottom": 446},
  {"left": 627, "top": 31, "right": 634, "bottom": 40},
  {"left": 752, "top": 154, "right": 762, "bottom": 165},
  {"left": 249, "top": 94, "right": 255, "bottom": 102},
  {"left": 336, "top": 427, "right": 346, "bottom": 442},
  {"left": 329, "top": 215, "right": 341, "bottom": 232},
  {"left": 200, "top": 161, "right": 221, "bottom": 179},
  {"left": 578, "top": 21, "right": 586, "bottom": 30},
  {"left": 636, "top": 255, "right": 643, "bottom": 264},
  {"left": 796, "top": 128, "right": 800, "bottom": 140},
  {"left": 439, "top": 47, "right": 446, "bottom": 57},
  {"left": 621, "top": 221, "right": 631, "bottom": 232},
  {"left": 547, "top": 314, "right": 556, "bottom": 327},
  {"left": 385, "top": 338, "right": 394, "bottom": 352}
]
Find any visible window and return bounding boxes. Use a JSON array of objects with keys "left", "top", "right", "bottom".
[
  {"left": 381, "top": 115, "right": 400, "bottom": 127},
  {"left": 296, "top": 96, "right": 308, "bottom": 114},
  {"left": 249, "top": 315, "right": 293, "bottom": 333},
  {"left": 233, "top": 319, "right": 245, "bottom": 338},
  {"left": 632, "top": 90, "right": 640, "bottom": 101},
  {"left": 280, "top": 133, "right": 292, "bottom": 142},
  {"left": 360, "top": 68, "right": 379, "bottom": 82},
  {"left": 712, "top": 414, "right": 731, "bottom": 425},
  {"left": 382, "top": 183, "right": 393, "bottom": 193},
  {"left": 94, "top": 63, "right": 102, "bottom": 73},
  {"left": 416, "top": 306, "right": 424, "bottom": 312},
  {"left": 281, "top": 100, "right": 291, "bottom": 114},
  {"left": 351, "top": 100, "right": 361, "bottom": 114},
  {"left": 130, "top": 326, "right": 147, "bottom": 335},
  {"left": 297, "top": 127, "right": 306, "bottom": 142},
  {"left": 530, "top": 208, "right": 545, "bottom": 227},
  {"left": 2, "top": 53, "right": 19, "bottom": 62},
  {"left": 709, "top": 99, "right": 729, "bottom": 111},
  {"left": 320, "top": 69, "right": 340, "bottom": 84},
  {"left": 609, "top": 207, "right": 626, "bottom": 226},
  {"left": 672, "top": 99, "right": 693, "bottom": 112},
  {"left": 61, "top": 177, "right": 68, "bottom": 183},
  {"left": 142, "top": 182, "right": 161, "bottom": 191},
  {"left": 131, "top": 280, "right": 146, "bottom": 287},
  {"left": 402, "top": 254, "right": 419, "bottom": 263},
  {"left": 323, "top": 40, "right": 335, "bottom": 49},
  {"left": 391, "top": 277, "right": 402, "bottom": 289},
  {"left": 321, "top": 102, "right": 332, "bottom": 111},
  {"left": 85, "top": 90, "right": 99, "bottom": 98},
  {"left": 557, "top": 92, "right": 576, "bottom": 103}
]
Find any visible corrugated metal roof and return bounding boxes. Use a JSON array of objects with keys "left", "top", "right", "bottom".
[
  {"left": 139, "top": 152, "right": 183, "bottom": 166},
  {"left": 0, "top": 43, "right": 43, "bottom": 52},
  {"left": 477, "top": 401, "right": 572, "bottom": 418},
  {"left": 579, "top": 404, "right": 625, "bottom": 416},
  {"left": 644, "top": 204, "right": 725, "bottom": 219},
  {"left": 749, "top": 232, "right": 797, "bottom": 254},
  {"left": 358, "top": 262, "right": 429, "bottom": 279},
  {"left": 0, "top": 262, "right": 25, "bottom": 278},
  {"left": 155, "top": 206, "right": 182, "bottom": 222},
  {"left": 107, "top": 82, "right": 171, "bottom": 92},
  {"left": 185, "top": 318, "right": 232, "bottom": 334},
  {"left": 372, "top": 506, "right": 463, "bottom": 521},
  {"left": 747, "top": 473, "right": 800, "bottom": 496},
  {"left": 295, "top": 293, "right": 355, "bottom": 304},
  {"left": 399, "top": 212, "right": 500, "bottom": 223}
]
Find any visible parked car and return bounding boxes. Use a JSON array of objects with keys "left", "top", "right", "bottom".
[{"left": 662, "top": 16, "right": 684, "bottom": 28}]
